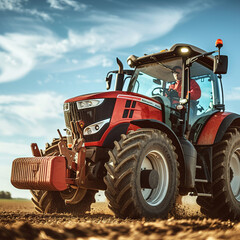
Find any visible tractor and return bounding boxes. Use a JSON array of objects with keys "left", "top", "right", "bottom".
[{"left": 11, "top": 39, "right": 240, "bottom": 220}]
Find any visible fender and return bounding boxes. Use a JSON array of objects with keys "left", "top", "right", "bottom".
[
  {"left": 197, "top": 112, "right": 240, "bottom": 145},
  {"left": 102, "top": 122, "right": 130, "bottom": 148},
  {"left": 130, "top": 119, "right": 191, "bottom": 191}
]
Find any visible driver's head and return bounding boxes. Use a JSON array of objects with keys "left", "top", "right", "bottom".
[{"left": 172, "top": 66, "right": 182, "bottom": 81}]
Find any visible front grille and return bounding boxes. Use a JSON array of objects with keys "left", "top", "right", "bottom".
[{"left": 64, "top": 98, "right": 116, "bottom": 143}]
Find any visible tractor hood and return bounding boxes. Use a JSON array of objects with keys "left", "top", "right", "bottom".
[
  {"left": 64, "top": 91, "right": 160, "bottom": 104},
  {"left": 65, "top": 91, "right": 118, "bottom": 103}
]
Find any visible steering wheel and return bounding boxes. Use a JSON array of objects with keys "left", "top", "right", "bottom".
[{"left": 151, "top": 87, "right": 166, "bottom": 96}]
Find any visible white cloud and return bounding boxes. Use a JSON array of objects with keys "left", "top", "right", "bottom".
[
  {"left": 0, "top": 3, "right": 209, "bottom": 83},
  {"left": 63, "top": 55, "right": 114, "bottom": 72},
  {"left": 25, "top": 8, "right": 52, "bottom": 21},
  {"left": 71, "top": 59, "right": 78, "bottom": 64},
  {"left": 0, "top": 0, "right": 23, "bottom": 11},
  {"left": 0, "top": 142, "right": 30, "bottom": 156},
  {"left": 47, "top": 0, "right": 87, "bottom": 11},
  {"left": 79, "top": 8, "right": 183, "bottom": 53},
  {"left": 0, "top": 31, "right": 63, "bottom": 83},
  {"left": 0, "top": 0, "right": 52, "bottom": 21},
  {"left": 225, "top": 87, "right": 240, "bottom": 101},
  {"left": 0, "top": 92, "right": 65, "bottom": 137},
  {"left": 0, "top": 34, "right": 36, "bottom": 83}
]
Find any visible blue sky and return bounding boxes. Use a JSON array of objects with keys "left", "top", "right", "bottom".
[{"left": 0, "top": 0, "right": 239, "bottom": 198}]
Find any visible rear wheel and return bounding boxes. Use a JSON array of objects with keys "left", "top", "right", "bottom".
[
  {"left": 30, "top": 138, "right": 96, "bottom": 214},
  {"left": 197, "top": 127, "right": 240, "bottom": 220},
  {"left": 104, "top": 128, "right": 179, "bottom": 218}
]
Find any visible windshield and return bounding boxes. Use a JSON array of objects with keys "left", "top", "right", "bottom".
[
  {"left": 126, "top": 57, "right": 221, "bottom": 128},
  {"left": 127, "top": 57, "right": 182, "bottom": 98}
]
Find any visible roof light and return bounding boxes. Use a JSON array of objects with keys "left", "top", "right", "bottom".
[
  {"left": 127, "top": 59, "right": 133, "bottom": 66},
  {"left": 127, "top": 55, "right": 138, "bottom": 68},
  {"left": 180, "top": 47, "right": 189, "bottom": 53}
]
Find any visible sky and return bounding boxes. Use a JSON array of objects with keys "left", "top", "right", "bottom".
[{"left": 0, "top": 0, "right": 240, "bottom": 199}]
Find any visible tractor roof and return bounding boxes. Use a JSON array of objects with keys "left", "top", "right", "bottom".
[{"left": 128, "top": 43, "right": 214, "bottom": 69}]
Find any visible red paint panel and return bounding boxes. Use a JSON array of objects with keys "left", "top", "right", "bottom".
[
  {"left": 11, "top": 156, "right": 68, "bottom": 191},
  {"left": 85, "top": 96, "right": 163, "bottom": 147},
  {"left": 197, "top": 112, "right": 231, "bottom": 145}
]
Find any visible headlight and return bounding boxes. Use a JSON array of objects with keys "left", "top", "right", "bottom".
[
  {"left": 77, "top": 99, "right": 104, "bottom": 110},
  {"left": 83, "top": 118, "right": 110, "bottom": 136}
]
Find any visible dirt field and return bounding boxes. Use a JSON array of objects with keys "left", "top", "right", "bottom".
[{"left": 0, "top": 197, "right": 240, "bottom": 240}]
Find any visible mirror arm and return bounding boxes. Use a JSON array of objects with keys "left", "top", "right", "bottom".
[{"left": 186, "top": 50, "right": 217, "bottom": 66}]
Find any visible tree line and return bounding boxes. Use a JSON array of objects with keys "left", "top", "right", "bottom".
[{"left": 0, "top": 191, "right": 12, "bottom": 199}]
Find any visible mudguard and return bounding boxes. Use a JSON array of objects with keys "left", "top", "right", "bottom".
[{"left": 196, "top": 112, "right": 240, "bottom": 145}]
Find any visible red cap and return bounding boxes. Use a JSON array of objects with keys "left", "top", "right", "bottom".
[{"left": 215, "top": 39, "right": 223, "bottom": 48}]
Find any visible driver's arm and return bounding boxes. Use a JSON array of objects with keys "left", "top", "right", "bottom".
[{"left": 189, "top": 80, "right": 201, "bottom": 100}]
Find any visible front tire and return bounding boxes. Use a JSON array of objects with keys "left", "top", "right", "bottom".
[
  {"left": 31, "top": 189, "right": 96, "bottom": 214},
  {"left": 104, "top": 128, "right": 179, "bottom": 218},
  {"left": 197, "top": 127, "right": 240, "bottom": 220},
  {"left": 30, "top": 138, "right": 96, "bottom": 214}
]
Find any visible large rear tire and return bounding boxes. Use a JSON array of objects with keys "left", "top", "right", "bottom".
[
  {"left": 30, "top": 138, "right": 96, "bottom": 214},
  {"left": 197, "top": 127, "right": 240, "bottom": 220},
  {"left": 104, "top": 128, "right": 179, "bottom": 218}
]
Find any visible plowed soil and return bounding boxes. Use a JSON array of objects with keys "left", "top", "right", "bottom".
[{"left": 0, "top": 198, "right": 239, "bottom": 240}]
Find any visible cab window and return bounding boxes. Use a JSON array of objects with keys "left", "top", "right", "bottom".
[{"left": 189, "top": 62, "right": 219, "bottom": 123}]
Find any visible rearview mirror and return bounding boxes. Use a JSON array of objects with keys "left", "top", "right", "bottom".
[
  {"left": 106, "top": 74, "right": 113, "bottom": 90},
  {"left": 213, "top": 55, "right": 228, "bottom": 74}
]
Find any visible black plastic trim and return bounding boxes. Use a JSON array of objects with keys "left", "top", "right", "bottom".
[
  {"left": 102, "top": 123, "right": 130, "bottom": 148},
  {"left": 84, "top": 123, "right": 110, "bottom": 142}
]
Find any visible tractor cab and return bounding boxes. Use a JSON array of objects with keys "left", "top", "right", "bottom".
[{"left": 109, "top": 42, "right": 227, "bottom": 138}]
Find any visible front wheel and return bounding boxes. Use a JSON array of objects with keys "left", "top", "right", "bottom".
[
  {"left": 104, "top": 128, "right": 179, "bottom": 218},
  {"left": 30, "top": 138, "right": 97, "bottom": 214},
  {"left": 31, "top": 189, "right": 96, "bottom": 214}
]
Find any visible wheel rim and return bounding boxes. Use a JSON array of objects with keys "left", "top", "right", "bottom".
[
  {"left": 140, "top": 150, "right": 169, "bottom": 206},
  {"left": 60, "top": 187, "right": 87, "bottom": 204},
  {"left": 230, "top": 147, "right": 240, "bottom": 202}
]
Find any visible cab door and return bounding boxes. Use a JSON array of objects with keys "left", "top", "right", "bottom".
[{"left": 188, "top": 62, "right": 220, "bottom": 142}]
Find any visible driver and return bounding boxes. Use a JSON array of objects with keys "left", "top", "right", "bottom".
[{"left": 168, "top": 66, "right": 201, "bottom": 100}]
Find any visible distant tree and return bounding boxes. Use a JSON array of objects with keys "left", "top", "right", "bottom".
[{"left": 0, "top": 191, "right": 12, "bottom": 199}]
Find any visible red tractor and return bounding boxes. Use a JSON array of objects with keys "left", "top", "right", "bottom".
[{"left": 11, "top": 40, "right": 240, "bottom": 220}]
